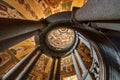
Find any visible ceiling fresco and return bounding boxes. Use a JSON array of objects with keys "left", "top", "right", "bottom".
[
  {"left": 28, "top": 54, "right": 50, "bottom": 80},
  {"left": 9, "top": 36, "right": 35, "bottom": 60},
  {"left": 3, "top": 0, "right": 39, "bottom": 20},
  {"left": 47, "top": 28, "right": 75, "bottom": 50},
  {"left": 0, "top": 2, "right": 23, "bottom": 19},
  {"left": 0, "top": 0, "right": 86, "bottom": 20},
  {"left": 0, "top": 50, "right": 18, "bottom": 78},
  {"left": 0, "top": 0, "right": 89, "bottom": 80}
]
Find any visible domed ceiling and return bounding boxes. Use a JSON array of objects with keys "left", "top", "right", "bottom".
[{"left": 0, "top": 0, "right": 88, "bottom": 80}]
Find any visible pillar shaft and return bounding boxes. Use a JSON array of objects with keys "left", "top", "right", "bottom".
[
  {"left": 0, "top": 18, "right": 45, "bottom": 52},
  {"left": 2, "top": 46, "right": 39, "bottom": 80},
  {"left": 74, "top": 49, "right": 87, "bottom": 74},
  {"left": 71, "top": 53, "right": 82, "bottom": 80},
  {"left": 74, "top": 49, "right": 93, "bottom": 80},
  {"left": 48, "top": 58, "right": 56, "bottom": 80},
  {"left": 55, "top": 58, "right": 61, "bottom": 80},
  {"left": 16, "top": 51, "right": 42, "bottom": 80}
]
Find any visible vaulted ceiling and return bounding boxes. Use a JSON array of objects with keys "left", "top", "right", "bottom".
[
  {"left": 0, "top": 0, "right": 88, "bottom": 65},
  {"left": 0, "top": 0, "right": 87, "bottom": 20},
  {"left": 0, "top": 0, "right": 89, "bottom": 80}
]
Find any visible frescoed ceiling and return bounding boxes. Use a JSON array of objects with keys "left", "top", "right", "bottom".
[
  {"left": 47, "top": 27, "right": 75, "bottom": 49},
  {"left": 0, "top": 2, "right": 23, "bottom": 19},
  {"left": 0, "top": 0, "right": 87, "bottom": 20},
  {"left": 0, "top": 0, "right": 89, "bottom": 80},
  {"left": 9, "top": 36, "right": 35, "bottom": 60}
]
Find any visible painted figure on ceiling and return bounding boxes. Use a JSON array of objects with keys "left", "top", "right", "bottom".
[
  {"left": 0, "top": 3, "right": 23, "bottom": 18},
  {"left": 15, "top": 0, "right": 38, "bottom": 19}
]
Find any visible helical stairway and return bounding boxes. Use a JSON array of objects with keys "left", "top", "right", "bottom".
[{"left": 0, "top": 0, "right": 120, "bottom": 80}]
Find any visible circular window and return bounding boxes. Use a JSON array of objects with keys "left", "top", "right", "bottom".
[{"left": 47, "top": 27, "right": 75, "bottom": 50}]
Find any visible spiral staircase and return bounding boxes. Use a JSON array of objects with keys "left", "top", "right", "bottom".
[{"left": 0, "top": 0, "right": 120, "bottom": 80}]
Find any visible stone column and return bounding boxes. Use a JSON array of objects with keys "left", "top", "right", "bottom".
[
  {"left": 71, "top": 53, "right": 82, "bottom": 80},
  {"left": 48, "top": 58, "right": 56, "bottom": 80},
  {"left": 55, "top": 58, "right": 61, "bottom": 80}
]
